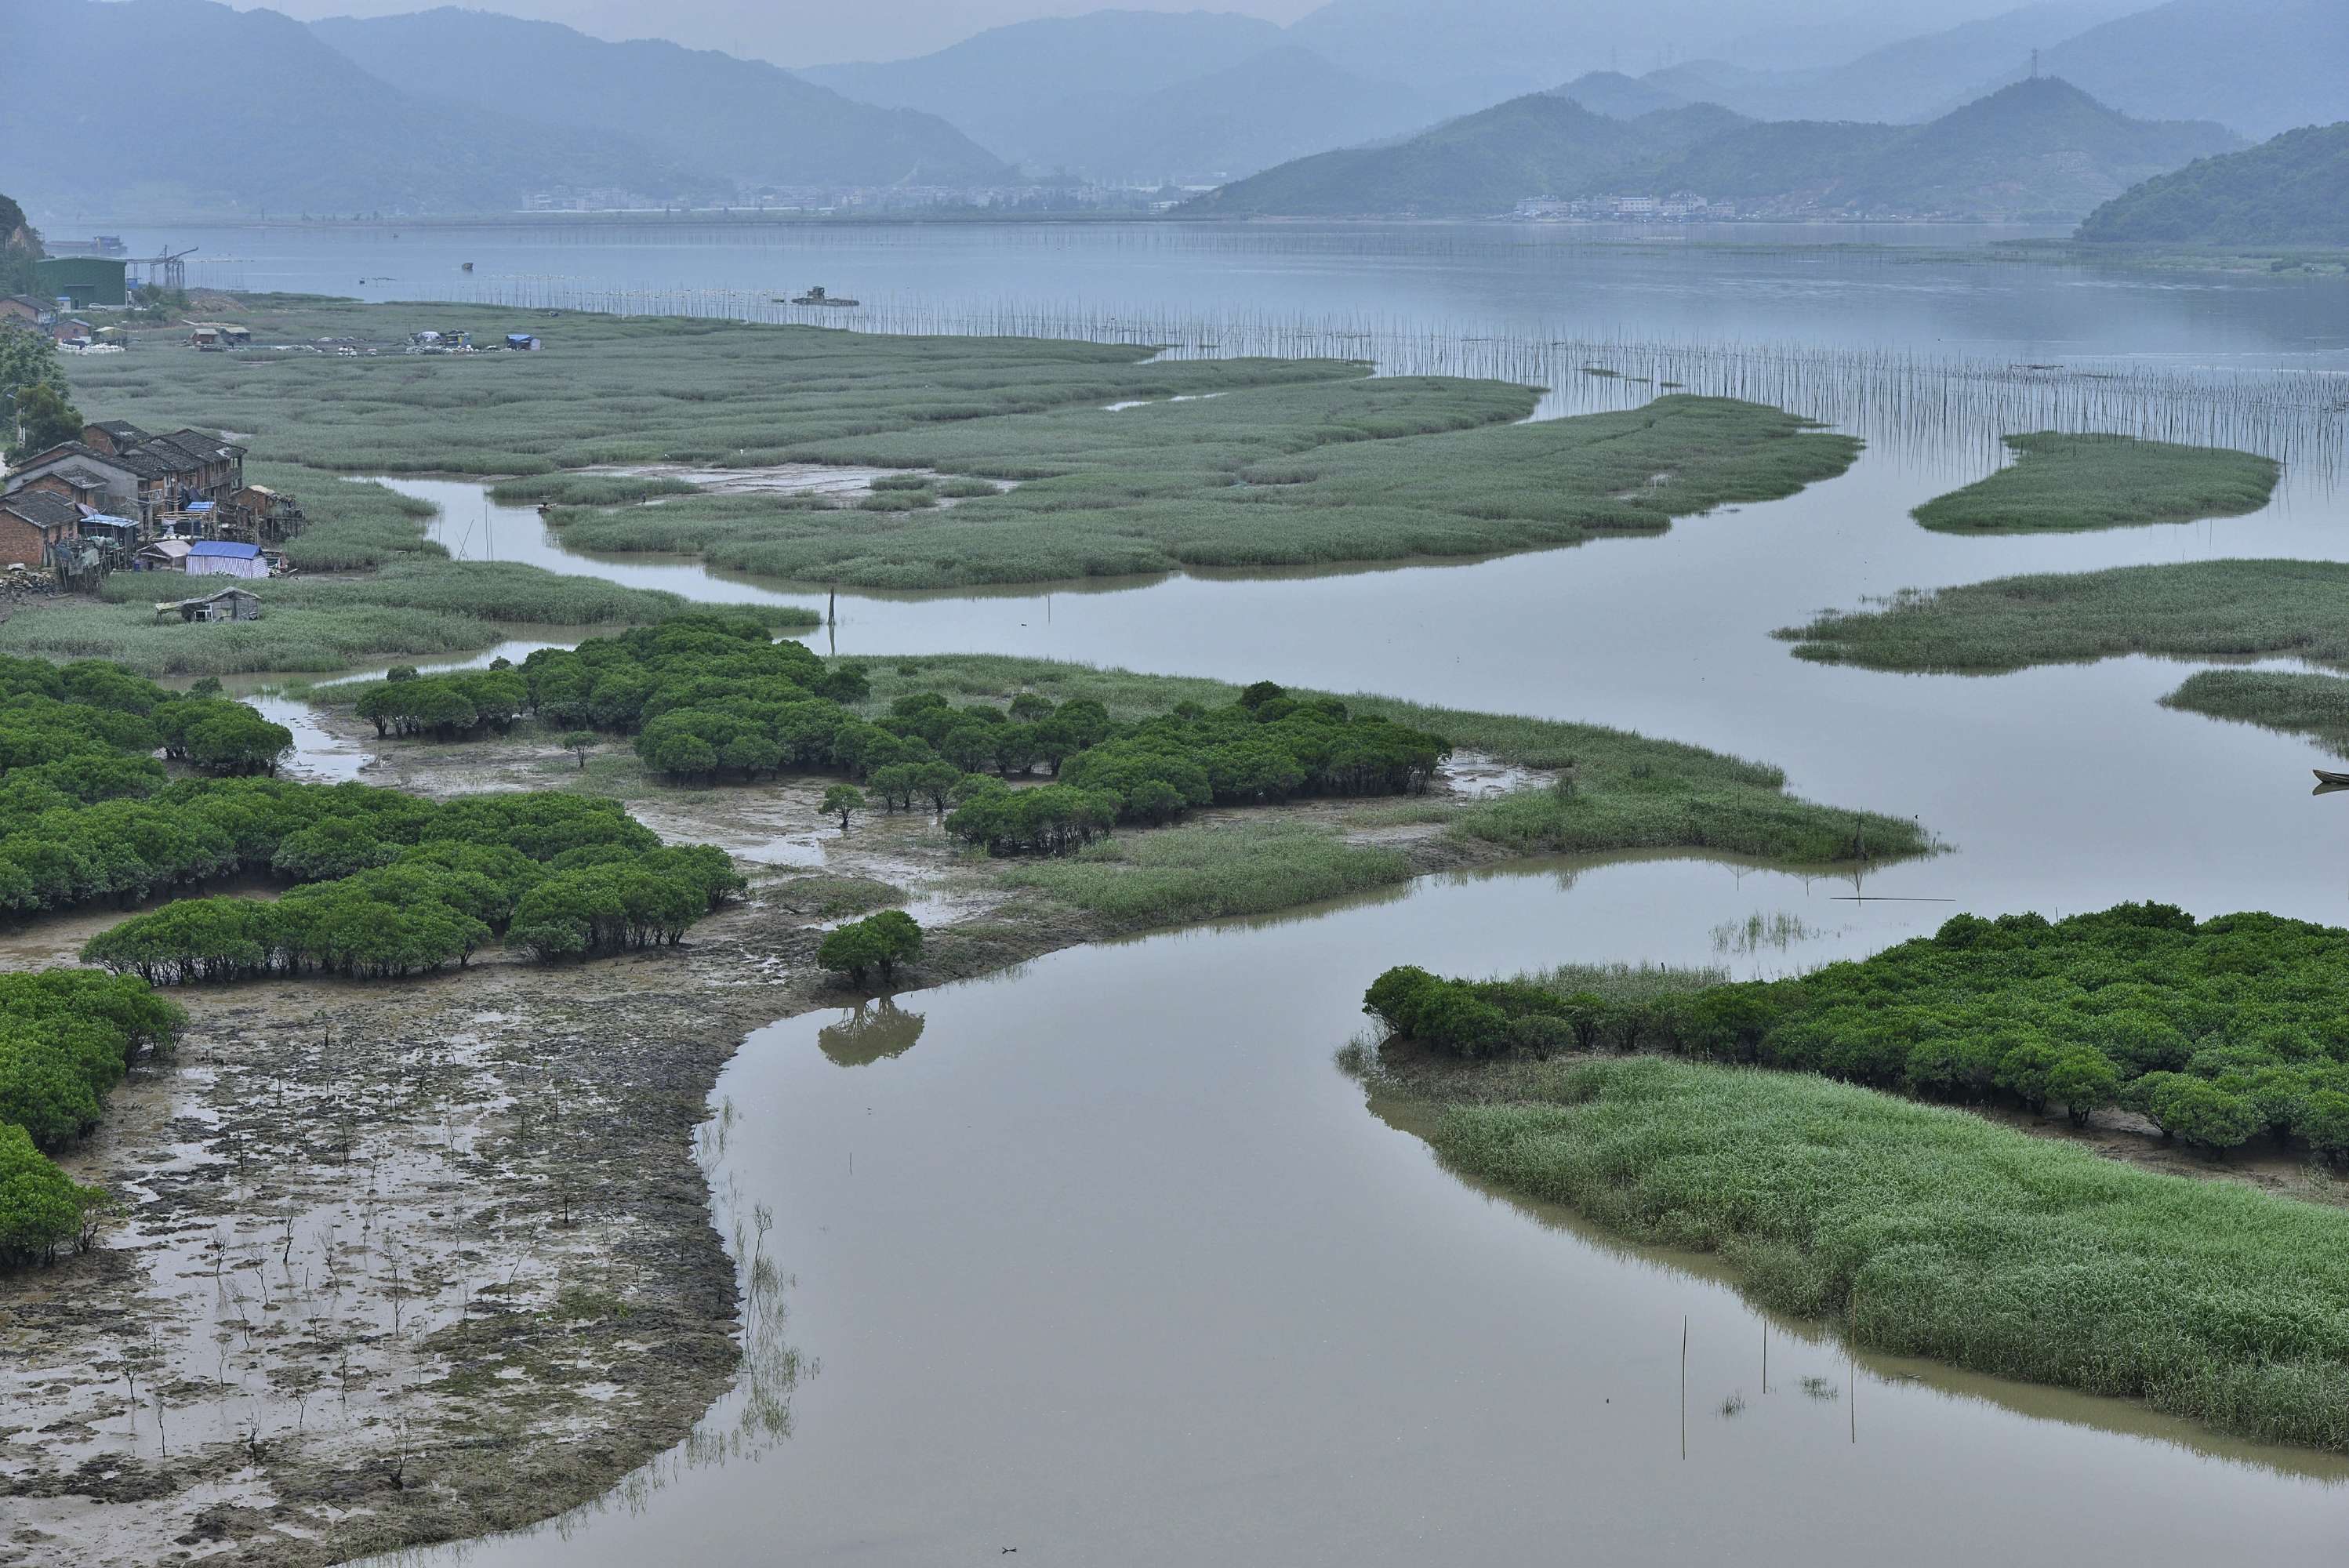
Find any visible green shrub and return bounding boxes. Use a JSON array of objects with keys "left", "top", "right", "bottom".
[
  {"left": 816, "top": 909, "right": 923, "bottom": 986},
  {"left": 1373, "top": 902, "right": 2349, "bottom": 1160}
]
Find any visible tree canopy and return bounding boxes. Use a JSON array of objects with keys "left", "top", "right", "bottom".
[{"left": 1368, "top": 902, "right": 2349, "bottom": 1162}]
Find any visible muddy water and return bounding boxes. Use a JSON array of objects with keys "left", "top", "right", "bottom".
[{"left": 386, "top": 863, "right": 2349, "bottom": 1568}]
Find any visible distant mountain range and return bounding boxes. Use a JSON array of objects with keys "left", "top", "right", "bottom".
[
  {"left": 796, "top": 0, "right": 2341, "bottom": 189},
  {"left": 1276, "top": 0, "right": 2032, "bottom": 108},
  {"left": 1617, "top": 2, "right": 2136, "bottom": 123},
  {"left": 1189, "top": 97, "right": 1744, "bottom": 217},
  {"left": 4, "top": 0, "right": 1004, "bottom": 218},
  {"left": 3, "top": 0, "right": 715, "bottom": 217},
  {"left": 2080, "top": 121, "right": 2349, "bottom": 244},
  {"left": 1195, "top": 78, "right": 2239, "bottom": 220},
  {"left": 311, "top": 9, "right": 1009, "bottom": 191},
  {"left": 1555, "top": 0, "right": 2345, "bottom": 140},
  {"left": 9, "top": 0, "right": 2338, "bottom": 222},
  {"left": 1974, "top": 0, "right": 2349, "bottom": 140},
  {"left": 801, "top": 12, "right": 1460, "bottom": 183}
]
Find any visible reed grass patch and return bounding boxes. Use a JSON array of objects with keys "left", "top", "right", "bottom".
[
  {"left": 1780, "top": 560, "right": 2349, "bottom": 673},
  {"left": 991, "top": 819, "right": 1409, "bottom": 928},
  {"left": 2162, "top": 670, "right": 2349, "bottom": 759},
  {"left": 1425, "top": 1056, "right": 2349, "bottom": 1453},
  {"left": 58, "top": 302, "right": 1862, "bottom": 596},
  {"left": 1912, "top": 433, "right": 2278, "bottom": 534}
]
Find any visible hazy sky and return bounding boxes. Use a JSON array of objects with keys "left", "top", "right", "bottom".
[{"left": 252, "top": 0, "right": 1325, "bottom": 67}]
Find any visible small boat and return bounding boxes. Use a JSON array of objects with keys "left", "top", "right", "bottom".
[
  {"left": 789, "top": 285, "right": 859, "bottom": 307},
  {"left": 2317, "top": 770, "right": 2349, "bottom": 786}
]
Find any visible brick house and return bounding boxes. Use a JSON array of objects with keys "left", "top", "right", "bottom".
[
  {"left": 6, "top": 429, "right": 248, "bottom": 527},
  {"left": 0, "top": 489, "right": 82, "bottom": 570},
  {"left": 5, "top": 443, "right": 147, "bottom": 520}
]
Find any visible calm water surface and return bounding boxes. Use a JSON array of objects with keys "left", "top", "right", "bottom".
[
  {"left": 122, "top": 218, "right": 2349, "bottom": 369},
  {"left": 170, "top": 223, "right": 2349, "bottom": 1557},
  {"left": 386, "top": 866, "right": 2349, "bottom": 1568}
]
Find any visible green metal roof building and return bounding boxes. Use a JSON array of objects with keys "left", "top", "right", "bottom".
[{"left": 33, "top": 256, "right": 128, "bottom": 308}]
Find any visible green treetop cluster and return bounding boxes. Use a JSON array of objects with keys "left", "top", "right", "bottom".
[
  {"left": 81, "top": 789, "right": 742, "bottom": 983},
  {"left": 375, "top": 620, "right": 1451, "bottom": 855},
  {"left": 354, "top": 664, "right": 528, "bottom": 739},
  {"left": 0, "top": 658, "right": 305, "bottom": 916},
  {"left": 944, "top": 680, "right": 1448, "bottom": 855},
  {"left": 1368, "top": 902, "right": 2349, "bottom": 1162},
  {"left": 0, "top": 970, "right": 184, "bottom": 1269}
]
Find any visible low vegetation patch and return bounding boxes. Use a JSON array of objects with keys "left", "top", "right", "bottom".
[
  {"left": 1912, "top": 433, "right": 2278, "bottom": 534},
  {"left": 1368, "top": 901, "right": 2349, "bottom": 1162},
  {"left": 1418, "top": 1054, "right": 2349, "bottom": 1453},
  {"left": 993, "top": 818, "right": 1410, "bottom": 928},
  {"left": 2162, "top": 669, "right": 2349, "bottom": 759},
  {"left": 1779, "top": 559, "right": 2349, "bottom": 673},
  {"left": 63, "top": 297, "right": 1862, "bottom": 600},
  {"left": 0, "top": 553, "right": 814, "bottom": 677},
  {"left": 548, "top": 390, "right": 1857, "bottom": 590}
]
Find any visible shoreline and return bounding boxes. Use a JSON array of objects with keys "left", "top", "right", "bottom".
[{"left": 0, "top": 707, "right": 1571, "bottom": 1566}]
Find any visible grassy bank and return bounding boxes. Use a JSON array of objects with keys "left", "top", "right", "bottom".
[
  {"left": 1406, "top": 1054, "right": 2349, "bottom": 1452},
  {"left": 1779, "top": 559, "right": 2349, "bottom": 673},
  {"left": 0, "top": 558, "right": 813, "bottom": 676},
  {"left": 63, "top": 298, "right": 1859, "bottom": 596},
  {"left": 2162, "top": 669, "right": 2349, "bottom": 759},
  {"left": 1912, "top": 433, "right": 2278, "bottom": 534}
]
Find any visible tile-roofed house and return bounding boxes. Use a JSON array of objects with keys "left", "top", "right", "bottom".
[
  {"left": 126, "top": 430, "right": 247, "bottom": 505},
  {"left": 80, "top": 419, "right": 153, "bottom": 458},
  {"left": 0, "top": 295, "right": 53, "bottom": 327},
  {"left": 0, "top": 488, "right": 84, "bottom": 569},
  {"left": 3, "top": 442, "right": 145, "bottom": 516}
]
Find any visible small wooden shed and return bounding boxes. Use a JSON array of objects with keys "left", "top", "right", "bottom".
[{"left": 156, "top": 586, "right": 263, "bottom": 623}]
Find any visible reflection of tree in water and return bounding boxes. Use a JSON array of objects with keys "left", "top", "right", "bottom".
[{"left": 817, "top": 996, "right": 927, "bottom": 1068}]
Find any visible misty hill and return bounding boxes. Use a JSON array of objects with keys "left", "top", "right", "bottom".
[
  {"left": 313, "top": 9, "right": 1009, "bottom": 190},
  {"left": 1646, "top": 77, "right": 2238, "bottom": 217},
  {"left": 2079, "top": 122, "right": 2349, "bottom": 244},
  {"left": 1199, "top": 77, "right": 2235, "bottom": 218},
  {"left": 801, "top": 11, "right": 1289, "bottom": 162},
  {"left": 1637, "top": 2, "right": 2133, "bottom": 124},
  {"left": 1282, "top": 0, "right": 2045, "bottom": 103},
  {"left": 1554, "top": 72, "right": 1691, "bottom": 119},
  {"left": 1964, "top": 0, "right": 2349, "bottom": 141},
  {"left": 1190, "top": 96, "right": 1748, "bottom": 216},
  {"left": 2, "top": 0, "right": 710, "bottom": 216},
  {"left": 1025, "top": 47, "right": 1442, "bottom": 183}
]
